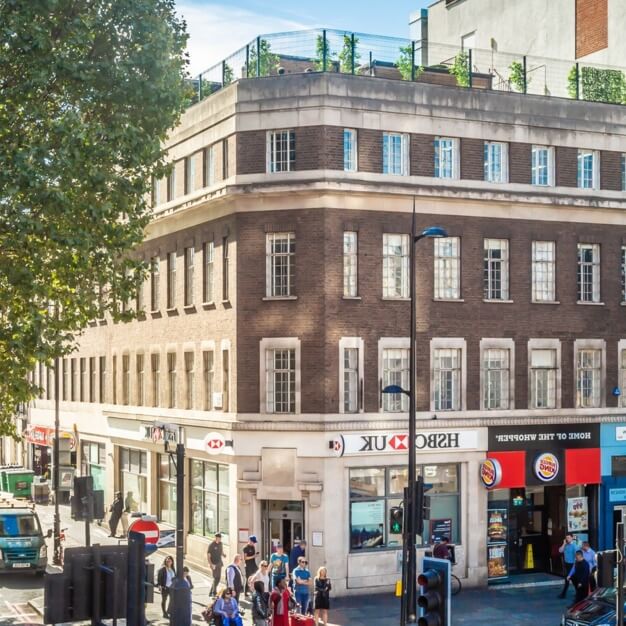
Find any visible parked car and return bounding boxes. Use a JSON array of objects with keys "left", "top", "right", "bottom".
[
  {"left": 561, "top": 587, "right": 622, "bottom": 626},
  {"left": 0, "top": 504, "right": 49, "bottom": 575}
]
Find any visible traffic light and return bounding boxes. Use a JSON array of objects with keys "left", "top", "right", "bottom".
[
  {"left": 389, "top": 506, "right": 403, "bottom": 534},
  {"left": 417, "top": 557, "right": 450, "bottom": 626},
  {"left": 416, "top": 476, "right": 432, "bottom": 536}
]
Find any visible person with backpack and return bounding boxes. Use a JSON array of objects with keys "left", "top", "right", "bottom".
[
  {"left": 251, "top": 580, "right": 270, "bottom": 626},
  {"left": 226, "top": 554, "right": 245, "bottom": 603}
]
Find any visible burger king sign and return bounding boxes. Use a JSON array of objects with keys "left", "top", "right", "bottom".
[
  {"left": 480, "top": 458, "right": 502, "bottom": 489},
  {"left": 534, "top": 452, "right": 559, "bottom": 482}
]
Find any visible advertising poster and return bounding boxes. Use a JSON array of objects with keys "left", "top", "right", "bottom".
[
  {"left": 567, "top": 496, "right": 589, "bottom": 532},
  {"left": 487, "top": 543, "right": 509, "bottom": 580},
  {"left": 430, "top": 518, "right": 452, "bottom": 543},
  {"left": 487, "top": 508, "right": 508, "bottom": 543}
]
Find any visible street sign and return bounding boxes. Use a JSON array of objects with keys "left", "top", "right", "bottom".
[{"left": 128, "top": 518, "right": 159, "bottom": 545}]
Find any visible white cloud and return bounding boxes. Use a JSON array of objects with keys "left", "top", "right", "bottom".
[{"left": 177, "top": 2, "right": 312, "bottom": 76}]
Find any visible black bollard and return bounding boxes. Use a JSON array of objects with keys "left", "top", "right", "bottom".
[{"left": 169, "top": 577, "right": 192, "bottom": 626}]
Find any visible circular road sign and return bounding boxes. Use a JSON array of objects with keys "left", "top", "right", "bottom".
[{"left": 128, "top": 518, "right": 160, "bottom": 545}]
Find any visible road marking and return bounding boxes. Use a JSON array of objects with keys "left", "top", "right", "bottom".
[{"left": 2, "top": 601, "right": 41, "bottom": 624}]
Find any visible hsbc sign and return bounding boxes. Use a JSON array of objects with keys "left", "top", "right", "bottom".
[
  {"left": 330, "top": 430, "right": 479, "bottom": 457},
  {"left": 204, "top": 431, "right": 234, "bottom": 455}
]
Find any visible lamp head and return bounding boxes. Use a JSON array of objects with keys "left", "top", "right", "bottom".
[
  {"left": 382, "top": 385, "right": 404, "bottom": 394},
  {"left": 420, "top": 226, "right": 448, "bottom": 239}
]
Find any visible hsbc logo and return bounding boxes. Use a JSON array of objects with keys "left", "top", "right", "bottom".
[
  {"left": 204, "top": 432, "right": 233, "bottom": 455},
  {"left": 330, "top": 430, "right": 479, "bottom": 457}
]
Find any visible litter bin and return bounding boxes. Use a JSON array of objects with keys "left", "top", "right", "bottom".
[{"left": 31, "top": 480, "right": 50, "bottom": 504}]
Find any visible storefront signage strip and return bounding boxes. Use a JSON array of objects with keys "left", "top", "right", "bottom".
[
  {"left": 488, "top": 424, "right": 599, "bottom": 451},
  {"left": 332, "top": 430, "right": 479, "bottom": 457}
]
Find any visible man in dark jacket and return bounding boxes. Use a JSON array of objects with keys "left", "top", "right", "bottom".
[
  {"left": 567, "top": 550, "right": 591, "bottom": 605},
  {"left": 108, "top": 491, "right": 124, "bottom": 537},
  {"left": 208, "top": 532, "right": 225, "bottom": 596}
]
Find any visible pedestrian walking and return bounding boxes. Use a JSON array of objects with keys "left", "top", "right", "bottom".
[
  {"left": 214, "top": 588, "right": 243, "bottom": 626},
  {"left": 292, "top": 557, "right": 312, "bottom": 614},
  {"left": 289, "top": 539, "right": 306, "bottom": 573},
  {"left": 567, "top": 550, "right": 591, "bottom": 605},
  {"left": 251, "top": 580, "right": 270, "bottom": 626},
  {"left": 581, "top": 541, "right": 598, "bottom": 591},
  {"left": 156, "top": 555, "right": 176, "bottom": 618},
  {"left": 243, "top": 535, "right": 259, "bottom": 595},
  {"left": 270, "top": 543, "right": 289, "bottom": 589},
  {"left": 108, "top": 491, "right": 124, "bottom": 538},
  {"left": 226, "top": 554, "right": 245, "bottom": 603},
  {"left": 313, "top": 567, "right": 331, "bottom": 626},
  {"left": 249, "top": 560, "right": 270, "bottom": 594},
  {"left": 558, "top": 533, "right": 579, "bottom": 598},
  {"left": 120, "top": 490, "right": 135, "bottom": 538},
  {"left": 208, "top": 532, "right": 225, "bottom": 596},
  {"left": 183, "top": 565, "right": 194, "bottom": 590},
  {"left": 433, "top": 536, "right": 452, "bottom": 560},
  {"left": 270, "top": 578, "right": 291, "bottom": 626}
]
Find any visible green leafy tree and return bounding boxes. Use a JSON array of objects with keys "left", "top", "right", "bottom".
[
  {"left": 248, "top": 38, "right": 279, "bottom": 77},
  {"left": 449, "top": 51, "right": 470, "bottom": 87},
  {"left": 0, "top": 0, "right": 189, "bottom": 436},
  {"left": 338, "top": 34, "right": 360, "bottom": 74},
  {"left": 508, "top": 61, "right": 528, "bottom": 93},
  {"left": 314, "top": 34, "right": 336, "bottom": 71},
  {"left": 396, "top": 44, "right": 424, "bottom": 81}
]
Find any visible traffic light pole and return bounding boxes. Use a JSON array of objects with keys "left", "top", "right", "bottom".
[
  {"left": 404, "top": 202, "right": 419, "bottom": 624},
  {"left": 53, "top": 355, "right": 62, "bottom": 566}
]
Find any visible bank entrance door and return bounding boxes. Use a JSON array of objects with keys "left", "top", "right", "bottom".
[{"left": 261, "top": 500, "right": 304, "bottom": 560}]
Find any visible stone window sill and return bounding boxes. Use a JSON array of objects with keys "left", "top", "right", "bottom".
[
  {"left": 262, "top": 296, "right": 298, "bottom": 301},
  {"left": 343, "top": 296, "right": 362, "bottom": 300},
  {"left": 577, "top": 301, "right": 605, "bottom": 306},
  {"left": 433, "top": 298, "right": 465, "bottom": 303},
  {"left": 482, "top": 299, "right": 514, "bottom": 304},
  {"left": 202, "top": 301, "right": 216, "bottom": 309},
  {"left": 532, "top": 300, "right": 560, "bottom": 305},
  {"left": 382, "top": 297, "right": 410, "bottom": 301}
]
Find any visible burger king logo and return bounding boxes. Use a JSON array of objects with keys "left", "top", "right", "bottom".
[
  {"left": 534, "top": 452, "right": 559, "bottom": 482},
  {"left": 480, "top": 458, "right": 502, "bottom": 489}
]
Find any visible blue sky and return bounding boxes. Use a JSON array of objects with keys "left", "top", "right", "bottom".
[{"left": 177, "top": 0, "right": 431, "bottom": 74}]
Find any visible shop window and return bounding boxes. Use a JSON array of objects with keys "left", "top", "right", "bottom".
[
  {"left": 81, "top": 441, "right": 106, "bottom": 492},
  {"left": 119, "top": 447, "right": 147, "bottom": 513},
  {"left": 349, "top": 464, "right": 459, "bottom": 551},
  {"left": 612, "top": 455, "right": 626, "bottom": 476},
  {"left": 158, "top": 454, "right": 177, "bottom": 526},
  {"left": 190, "top": 459, "right": 230, "bottom": 542}
]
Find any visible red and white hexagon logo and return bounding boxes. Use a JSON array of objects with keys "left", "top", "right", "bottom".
[
  {"left": 204, "top": 432, "right": 226, "bottom": 455},
  {"left": 388, "top": 434, "right": 409, "bottom": 451}
]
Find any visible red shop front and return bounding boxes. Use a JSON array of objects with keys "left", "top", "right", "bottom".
[{"left": 481, "top": 424, "right": 600, "bottom": 582}]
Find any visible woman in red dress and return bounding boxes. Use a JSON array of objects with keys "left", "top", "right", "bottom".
[{"left": 270, "top": 577, "right": 291, "bottom": 626}]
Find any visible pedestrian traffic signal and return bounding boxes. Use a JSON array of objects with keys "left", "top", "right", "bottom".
[
  {"left": 417, "top": 557, "right": 450, "bottom": 626},
  {"left": 415, "top": 476, "right": 432, "bottom": 535},
  {"left": 389, "top": 506, "right": 403, "bottom": 534}
]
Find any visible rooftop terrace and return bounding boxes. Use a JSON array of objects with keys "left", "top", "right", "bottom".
[{"left": 188, "top": 27, "right": 626, "bottom": 108}]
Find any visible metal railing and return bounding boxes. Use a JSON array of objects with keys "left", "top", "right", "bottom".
[{"left": 187, "top": 27, "right": 626, "bottom": 108}]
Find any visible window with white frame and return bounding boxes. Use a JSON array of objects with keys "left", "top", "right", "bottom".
[
  {"left": 151, "top": 353, "right": 160, "bottom": 407},
  {"left": 151, "top": 176, "right": 161, "bottom": 207},
  {"left": 531, "top": 241, "right": 556, "bottom": 302},
  {"left": 150, "top": 256, "right": 160, "bottom": 311},
  {"left": 184, "top": 352, "right": 194, "bottom": 410},
  {"left": 266, "top": 232, "right": 295, "bottom": 297},
  {"left": 434, "top": 237, "right": 460, "bottom": 300},
  {"left": 122, "top": 355, "right": 130, "bottom": 405},
  {"left": 167, "top": 352, "right": 176, "bottom": 408},
  {"left": 577, "top": 149, "right": 598, "bottom": 189},
  {"left": 622, "top": 246, "right": 626, "bottom": 303},
  {"left": 433, "top": 348, "right": 461, "bottom": 410},
  {"left": 184, "top": 247, "right": 194, "bottom": 307},
  {"left": 343, "top": 231, "right": 358, "bottom": 297},
  {"left": 167, "top": 251, "right": 176, "bottom": 309},
  {"left": 576, "top": 348, "right": 602, "bottom": 408},
  {"left": 203, "top": 350, "right": 214, "bottom": 410},
  {"left": 622, "top": 154, "right": 626, "bottom": 191},
  {"left": 383, "top": 234, "right": 410, "bottom": 298},
  {"left": 484, "top": 142, "right": 508, "bottom": 183},
  {"left": 204, "top": 145, "right": 216, "bottom": 187},
  {"left": 382, "top": 348, "right": 409, "bottom": 412},
  {"left": 136, "top": 354, "right": 145, "bottom": 406},
  {"left": 344, "top": 129, "right": 357, "bottom": 172},
  {"left": 267, "top": 130, "right": 295, "bottom": 173},
  {"left": 434, "top": 137, "right": 458, "bottom": 179},
  {"left": 382, "top": 133, "right": 409, "bottom": 176},
  {"left": 343, "top": 347, "right": 360, "bottom": 413},
  {"left": 529, "top": 349, "right": 557, "bottom": 409},
  {"left": 483, "top": 239, "right": 509, "bottom": 300},
  {"left": 483, "top": 348, "right": 510, "bottom": 409},
  {"left": 577, "top": 243, "right": 600, "bottom": 303},
  {"left": 167, "top": 168, "right": 175, "bottom": 202},
  {"left": 185, "top": 155, "right": 195, "bottom": 195},
  {"left": 266, "top": 348, "right": 296, "bottom": 413},
  {"left": 619, "top": 342, "right": 626, "bottom": 406},
  {"left": 203, "top": 241, "right": 214, "bottom": 303},
  {"left": 531, "top": 145, "right": 554, "bottom": 186}
]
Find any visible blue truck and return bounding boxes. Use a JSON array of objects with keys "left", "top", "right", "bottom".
[{"left": 0, "top": 502, "right": 49, "bottom": 575}]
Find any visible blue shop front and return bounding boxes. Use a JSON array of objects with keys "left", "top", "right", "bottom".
[{"left": 599, "top": 423, "right": 626, "bottom": 550}]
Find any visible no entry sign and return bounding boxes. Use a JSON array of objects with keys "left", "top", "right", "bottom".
[{"left": 128, "top": 518, "right": 160, "bottom": 545}]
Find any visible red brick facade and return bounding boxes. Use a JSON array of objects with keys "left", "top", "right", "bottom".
[{"left": 576, "top": 0, "right": 608, "bottom": 59}]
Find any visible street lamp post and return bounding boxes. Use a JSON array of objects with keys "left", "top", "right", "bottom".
[
  {"left": 53, "top": 355, "right": 62, "bottom": 566},
  {"left": 383, "top": 202, "right": 447, "bottom": 625}
]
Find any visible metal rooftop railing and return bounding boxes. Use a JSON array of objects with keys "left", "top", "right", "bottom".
[{"left": 187, "top": 27, "right": 626, "bottom": 108}]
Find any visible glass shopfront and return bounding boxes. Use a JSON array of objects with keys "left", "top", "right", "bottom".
[
  {"left": 81, "top": 441, "right": 106, "bottom": 491},
  {"left": 158, "top": 454, "right": 177, "bottom": 525},
  {"left": 190, "top": 459, "right": 230, "bottom": 543},
  {"left": 118, "top": 447, "right": 148, "bottom": 513},
  {"left": 349, "top": 463, "right": 460, "bottom": 551}
]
